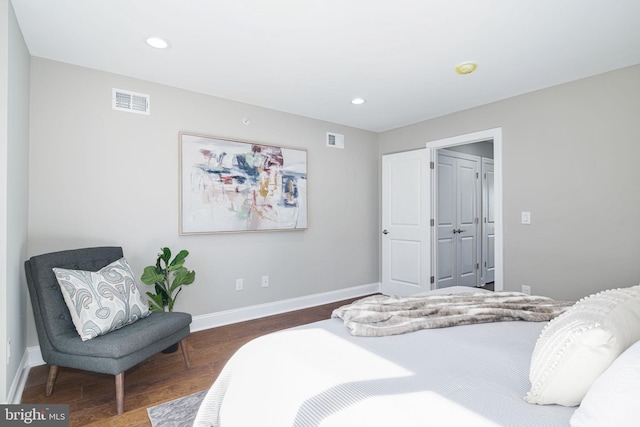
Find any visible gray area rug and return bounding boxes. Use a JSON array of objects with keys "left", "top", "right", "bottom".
[{"left": 147, "top": 389, "right": 207, "bottom": 427}]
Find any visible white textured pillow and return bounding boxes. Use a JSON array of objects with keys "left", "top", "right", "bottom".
[
  {"left": 570, "top": 340, "right": 640, "bottom": 426},
  {"left": 525, "top": 285, "right": 640, "bottom": 406},
  {"left": 53, "top": 257, "right": 150, "bottom": 341}
]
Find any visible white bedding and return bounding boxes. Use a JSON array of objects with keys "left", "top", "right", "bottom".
[{"left": 194, "top": 288, "right": 575, "bottom": 427}]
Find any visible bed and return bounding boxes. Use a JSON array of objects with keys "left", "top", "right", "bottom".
[{"left": 193, "top": 286, "right": 640, "bottom": 427}]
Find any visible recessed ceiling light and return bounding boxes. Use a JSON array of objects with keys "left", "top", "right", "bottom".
[
  {"left": 145, "top": 36, "right": 171, "bottom": 49},
  {"left": 455, "top": 62, "right": 477, "bottom": 75},
  {"left": 351, "top": 98, "right": 366, "bottom": 105}
]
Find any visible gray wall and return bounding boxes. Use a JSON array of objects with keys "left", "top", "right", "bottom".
[
  {"left": 26, "top": 58, "right": 379, "bottom": 347},
  {"left": 379, "top": 64, "right": 640, "bottom": 301},
  {"left": 0, "top": 0, "right": 30, "bottom": 402}
]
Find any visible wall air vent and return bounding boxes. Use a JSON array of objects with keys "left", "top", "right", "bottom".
[
  {"left": 326, "top": 132, "right": 344, "bottom": 149},
  {"left": 112, "top": 88, "right": 150, "bottom": 115}
]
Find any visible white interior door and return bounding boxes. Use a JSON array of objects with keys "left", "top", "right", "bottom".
[
  {"left": 436, "top": 151, "right": 480, "bottom": 288},
  {"left": 456, "top": 156, "right": 480, "bottom": 286},
  {"left": 436, "top": 154, "right": 456, "bottom": 288},
  {"left": 381, "top": 149, "right": 431, "bottom": 296},
  {"left": 482, "top": 158, "right": 495, "bottom": 284}
]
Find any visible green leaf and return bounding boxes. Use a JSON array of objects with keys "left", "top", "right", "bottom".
[
  {"left": 154, "top": 283, "right": 170, "bottom": 306},
  {"left": 167, "top": 259, "right": 185, "bottom": 272},
  {"left": 141, "top": 266, "right": 165, "bottom": 285},
  {"left": 146, "top": 292, "right": 166, "bottom": 312},
  {"left": 183, "top": 270, "right": 195, "bottom": 285},
  {"left": 154, "top": 257, "right": 163, "bottom": 273},
  {"left": 160, "top": 247, "right": 171, "bottom": 264},
  {"left": 169, "top": 250, "right": 189, "bottom": 268},
  {"left": 170, "top": 268, "right": 195, "bottom": 292}
]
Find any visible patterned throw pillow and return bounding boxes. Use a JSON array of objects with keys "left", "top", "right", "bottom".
[
  {"left": 525, "top": 285, "right": 640, "bottom": 406},
  {"left": 53, "top": 257, "right": 151, "bottom": 341}
]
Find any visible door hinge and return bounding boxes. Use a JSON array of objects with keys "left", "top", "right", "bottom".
[
  {"left": 430, "top": 161, "right": 435, "bottom": 169},
  {"left": 430, "top": 276, "right": 435, "bottom": 284},
  {"left": 476, "top": 263, "right": 480, "bottom": 270},
  {"left": 475, "top": 217, "right": 479, "bottom": 224},
  {"left": 430, "top": 218, "right": 435, "bottom": 227},
  {"left": 476, "top": 172, "right": 479, "bottom": 179}
]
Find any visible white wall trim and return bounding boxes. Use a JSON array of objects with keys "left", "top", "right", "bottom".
[
  {"left": 11, "top": 282, "right": 381, "bottom": 403},
  {"left": 191, "top": 282, "right": 381, "bottom": 332},
  {"left": 26, "top": 346, "right": 45, "bottom": 367},
  {"left": 6, "top": 348, "right": 35, "bottom": 404}
]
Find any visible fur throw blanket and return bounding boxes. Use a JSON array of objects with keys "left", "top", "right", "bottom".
[{"left": 332, "top": 291, "right": 573, "bottom": 337}]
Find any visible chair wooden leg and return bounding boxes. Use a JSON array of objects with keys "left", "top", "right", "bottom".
[
  {"left": 180, "top": 338, "right": 191, "bottom": 368},
  {"left": 45, "top": 365, "right": 59, "bottom": 397},
  {"left": 115, "top": 372, "right": 124, "bottom": 415}
]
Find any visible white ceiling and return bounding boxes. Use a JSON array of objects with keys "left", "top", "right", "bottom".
[{"left": 11, "top": 0, "right": 640, "bottom": 132}]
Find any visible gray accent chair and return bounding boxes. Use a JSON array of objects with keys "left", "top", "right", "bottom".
[{"left": 25, "top": 246, "right": 192, "bottom": 415}]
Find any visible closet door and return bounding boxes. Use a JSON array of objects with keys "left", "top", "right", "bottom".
[
  {"left": 436, "top": 151, "right": 480, "bottom": 288},
  {"left": 436, "top": 154, "right": 457, "bottom": 288},
  {"left": 456, "top": 156, "right": 479, "bottom": 286},
  {"left": 482, "top": 159, "right": 495, "bottom": 284}
]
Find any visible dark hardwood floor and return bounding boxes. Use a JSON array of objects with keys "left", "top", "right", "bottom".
[
  {"left": 479, "top": 282, "right": 495, "bottom": 291},
  {"left": 20, "top": 297, "right": 362, "bottom": 426}
]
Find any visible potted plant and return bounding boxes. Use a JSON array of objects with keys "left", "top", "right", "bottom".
[
  {"left": 141, "top": 247, "right": 196, "bottom": 353},
  {"left": 141, "top": 247, "right": 196, "bottom": 313}
]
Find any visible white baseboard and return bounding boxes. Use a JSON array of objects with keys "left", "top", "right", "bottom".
[
  {"left": 191, "top": 282, "right": 380, "bottom": 332},
  {"left": 7, "top": 348, "right": 36, "bottom": 404},
  {"left": 26, "top": 346, "right": 45, "bottom": 367},
  {"left": 12, "top": 282, "right": 380, "bottom": 403}
]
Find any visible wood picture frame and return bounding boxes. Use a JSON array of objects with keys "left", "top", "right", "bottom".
[{"left": 179, "top": 132, "right": 308, "bottom": 234}]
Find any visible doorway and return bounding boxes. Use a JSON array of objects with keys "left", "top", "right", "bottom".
[
  {"left": 435, "top": 144, "right": 493, "bottom": 288},
  {"left": 427, "top": 128, "right": 503, "bottom": 292},
  {"left": 380, "top": 128, "right": 503, "bottom": 296}
]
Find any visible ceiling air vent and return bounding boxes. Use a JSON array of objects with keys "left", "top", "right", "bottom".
[
  {"left": 326, "top": 132, "right": 344, "bottom": 149},
  {"left": 112, "top": 88, "right": 150, "bottom": 115}
]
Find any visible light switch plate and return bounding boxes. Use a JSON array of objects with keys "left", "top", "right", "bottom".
[{"left": 521, "top": 211, "right": 531, "bottom": 225}]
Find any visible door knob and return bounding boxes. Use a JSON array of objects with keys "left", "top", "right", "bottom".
[{"left": 382, "top": 229, "right": 389, "bottom": 235}]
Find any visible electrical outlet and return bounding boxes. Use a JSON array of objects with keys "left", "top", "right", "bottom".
[
  {"left": 235, "top": 278, "right": 244, "bottom": 291},
  {"left": 522, "top": 285, "right": 531, "bottom": 295},
  {"left": 261, "top": 275, "right": 269, "bottom": 288}
]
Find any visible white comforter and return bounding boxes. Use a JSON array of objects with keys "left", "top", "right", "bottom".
[{"left": 194, "top": 293, "right": 575, "bottom": 427}]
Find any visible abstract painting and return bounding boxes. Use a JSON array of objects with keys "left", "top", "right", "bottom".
[{"left": 180, "top": 133, "right": 308, "bottom": 234}]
